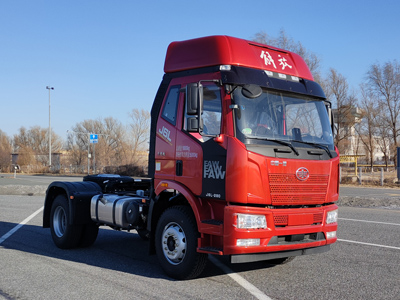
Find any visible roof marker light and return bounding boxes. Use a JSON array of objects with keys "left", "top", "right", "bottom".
[
  {"left": 291, "top": 76, "right": 300, "bottom": 81},
  {"left": 264, "top": 70, "right": 273, "bottom": 76},
  {"left": 220, "top": 65, "right": 231, "bottom": 71},
  {"left": 264, "top": 70, "right": 302, "bottom": 82}
]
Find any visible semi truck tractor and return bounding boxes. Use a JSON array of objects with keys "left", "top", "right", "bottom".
[{"left": 43, "top": 35, "right": 339, "bottom": 280}]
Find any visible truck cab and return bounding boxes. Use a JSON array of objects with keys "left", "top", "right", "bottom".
[{"left": 149, "top": 35, "right": 338, "bottom": 263}]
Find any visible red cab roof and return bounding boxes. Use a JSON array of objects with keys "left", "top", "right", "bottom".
[{"left": 164, "top": 35, "right": 314, "bottom": 81}]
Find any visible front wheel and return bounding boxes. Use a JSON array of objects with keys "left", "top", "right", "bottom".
[
  {"left": 155, "top": 206, "right": 207, "bottom": 280},
  {"left": 50, "top": 195, "right": 83, "bottom": 249}
]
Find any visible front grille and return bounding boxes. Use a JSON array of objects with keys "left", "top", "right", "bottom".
[
  {"left": 273, "top": 212, "right": 324, "bottom": 226},
  {"left": 268, "top": 232, "right": 325, "bottom": 245},
  {"left": 273, "top": 214, "right": 288, "bottom": 225},
  {"left": 269, "top": 174, "right": 328, "bottom": 184},
  {"left": 270, "top": 185, "right": 326, "bottom": 193},
  {"left": 271, "top": 194, "right": 326, "bottom": 205},
  {"left": 313, "top": 212, "right": 323, "bottom": 223},
  {"left": 269, "top": 174, "right": 328, "bottom": 205}
]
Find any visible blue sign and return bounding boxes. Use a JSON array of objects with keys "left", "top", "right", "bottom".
[{"left": 90, "top": 134, "right": 98, "bottom": 144}]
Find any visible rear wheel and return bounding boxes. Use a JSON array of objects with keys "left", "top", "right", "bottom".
[
  {"left": 78, "top": 223, "right": 99, "bottom": 247},
  {"left": 155, "top": 206, "right": 207, "bottom": 280},
  {"left": 50, "top": 195, "right": 83, "bottom": 249}
]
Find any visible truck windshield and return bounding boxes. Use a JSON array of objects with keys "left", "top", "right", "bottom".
[{"left": 232, "top": 87, "right": 334, "bottom": 150}]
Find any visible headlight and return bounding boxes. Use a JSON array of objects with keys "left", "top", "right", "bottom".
[
  {"left": 236, "top": 214, "right": 267, "bottom": 229},
  {"left": 326, "top": 209, "right": 338, "bottom": 224}
]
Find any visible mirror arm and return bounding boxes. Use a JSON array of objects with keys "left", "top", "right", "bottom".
[{"left": 198, "top": 83, "right": 203, "bottom": 133}]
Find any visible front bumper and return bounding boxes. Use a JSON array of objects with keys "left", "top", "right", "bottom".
[
  {"left": 222, "top": 204, "right": 338, "bottom": 256},
  {"left": 231, "top": 244, "right": 330, "bottom": 264}
]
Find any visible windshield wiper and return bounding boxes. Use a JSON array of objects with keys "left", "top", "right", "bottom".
[
  {"left": 293, "top": 140, "right": 333, "bottom": 158},
  {"left": 248, "top": 137, "right": 299, "bottom": 156}
]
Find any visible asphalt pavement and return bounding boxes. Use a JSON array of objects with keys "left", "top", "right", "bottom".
[
  {"left": 0, "top": 195, "right": 399, "bottom": 300},
  {"left": 0, "top": 174, "right": 399, "bottom": 299}
]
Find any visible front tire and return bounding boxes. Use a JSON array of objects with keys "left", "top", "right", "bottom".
[
  {"left": 155, "top": 206, "right": 207, "bottom": 280},
  {"left": 50, "top": 195, "right": 83, "bottom": 249}
]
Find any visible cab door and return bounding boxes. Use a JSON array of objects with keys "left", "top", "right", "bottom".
[
  {"left": 154, "top": 85, "right": 180, "bottom": 181},
  {"left": 175, "top": 82, "right": 225, "bottom": 198}
]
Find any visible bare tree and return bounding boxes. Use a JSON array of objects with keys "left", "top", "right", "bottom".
[
  {"left": 375, "top": 110, "right": 392, "bottom": 168},
  {"left": 366, "top": 60, "right": 400, "bottom": 165},
  {"left": 0, "top": 130, "right": 12, "bottom": 171},
  {"left": 13, "top": 126, "right": 63, "bottom": 154},
  {"left": 97, "top": 117, "right": 127, "bottom": 169},
  {"left": 68, "top": 117, "right": 128, "bottom": 173},
  {"left": 128, "top": 108, "right": 150, "bottom": 165},
  {"left": 325, "top": 69, "right": 359, "bottom": 153},
  {"left": 67, "top": 120, "right": 101, "bottom": 172},
  {"left": 13, "top": 126, "right": 63, "bottom": 167},
  {"left": 66, "top": 130, "right": 88, "bottom": 168},
  {"left": 12, "top": 127, "right": 29, "bottom": 152},
  {"left": 355, "top": 84, "right": 378, "bottom": 167},
  {"left": 16, "top": 147, "right": 35, "bottom": 167}
]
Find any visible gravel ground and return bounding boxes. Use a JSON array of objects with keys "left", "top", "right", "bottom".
[
  {"left": 0, "top": 185, "right": 47, "bottom": 196},
  {"left": 338, "top": 194, "right": 400, "bottom": 209}
]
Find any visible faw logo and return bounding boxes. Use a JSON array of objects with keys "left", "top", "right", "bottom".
[
  {"left": 296, "top": 167, "right": 309, "bottom": 181},
  {"left": 204, "top": 160, "right": 225, "bottom": 179}
]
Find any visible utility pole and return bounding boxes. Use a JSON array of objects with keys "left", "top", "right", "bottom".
[{"left": 46, "top": 86, "right": 54, "bottom": 169}]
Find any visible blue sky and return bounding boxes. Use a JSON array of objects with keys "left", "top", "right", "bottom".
[{"left": 1, "top": 0, "right": 399, "bottom": 139}]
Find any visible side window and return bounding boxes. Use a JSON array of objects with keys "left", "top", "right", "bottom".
[
  {"left": 202, "top": 84, "right": 222, "bottom": 136},
  {"left": 161, "top": 85, "right": 180, "bottom": 125}
]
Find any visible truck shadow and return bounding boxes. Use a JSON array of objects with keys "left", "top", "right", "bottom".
[{"left": 0, "top": 221, "right": 279, "bottom": 280}]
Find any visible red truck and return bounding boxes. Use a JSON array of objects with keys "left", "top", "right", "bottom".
[{"left": 43, "top": 35, "right": 339, "bottom": 280}]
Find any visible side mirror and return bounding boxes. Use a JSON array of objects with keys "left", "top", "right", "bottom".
[
  {"left": 325, "top": 101, "right": 334, "bottom": 134},
  {"left": 186, "top": 83, "right": 203, "bottom": 115},
  {"left": 185, "top": 83, "right": 203, "bottom": 132},
  {"left": 327, "top": 106, "right": 332, "bottom": 125},
  {"left": 187, "top": 117, "right": 200, "bottom": 132}
]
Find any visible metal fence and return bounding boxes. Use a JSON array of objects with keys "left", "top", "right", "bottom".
[{"left": 340, "top": 166, "right": 398, "bottom": 186}]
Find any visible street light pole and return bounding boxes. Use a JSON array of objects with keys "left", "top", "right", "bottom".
[{"left": 46, "top": 86, "right": 54, "bottom": 168}]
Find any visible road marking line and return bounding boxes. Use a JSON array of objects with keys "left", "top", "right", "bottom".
[
  {"left": 339, "top": 218, "right": 400, "bottom": 226},
  {"left": 209, "top": 255, "right": 272, "bottom": 300},
  {"left": 0, "top": 206, "right": 44, "bottom": 245},
  {"left": 338, "top": 239, "right": 400, "bottom": 250}
]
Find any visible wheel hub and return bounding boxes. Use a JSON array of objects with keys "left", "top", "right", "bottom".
[
  {"left": 162, "top": 222, "right": 187, "bottom": 265},
  {"left": 53, "top": 206, "right": 66, "bottom": 238}
]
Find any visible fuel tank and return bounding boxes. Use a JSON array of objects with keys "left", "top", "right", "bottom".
[{"left": 91, "top": 194, "right": 143, "bottom": 229}]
